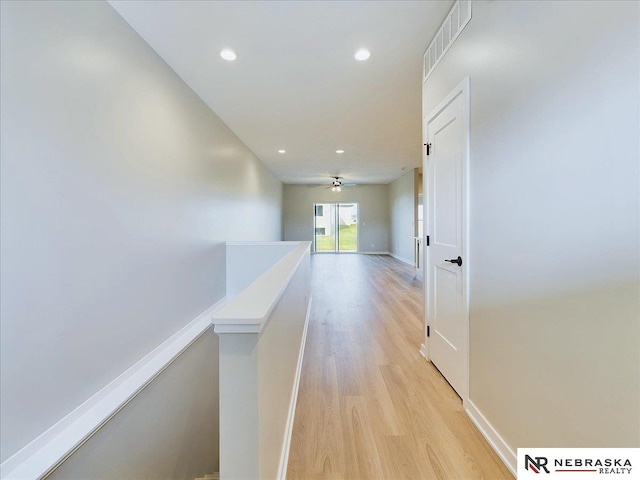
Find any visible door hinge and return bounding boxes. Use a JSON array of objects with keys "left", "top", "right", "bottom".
[
  {"left": 427, "top": 325, "right": 430, "bottom": 337},
  {"left": 426, "top": 235, "right": 430, "bottom": 246},
  {"left": 424, "top": 143, "right": 432, "bottom": 156}
]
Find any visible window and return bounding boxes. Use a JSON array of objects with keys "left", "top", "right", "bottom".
[
  {"left": 315, "top": 227, "right": 326, "bottom": 235},
  {"left": 315, "top": 205, "right": 324, "bottom": 216}
]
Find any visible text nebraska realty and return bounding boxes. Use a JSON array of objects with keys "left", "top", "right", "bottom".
[{"left": 527, "top": 455, "right": 633, "bottom": 474}]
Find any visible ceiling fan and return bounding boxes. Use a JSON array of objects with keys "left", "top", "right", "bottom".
[{"left": 323, "top": 176, "right": 356, "bottom": 192}]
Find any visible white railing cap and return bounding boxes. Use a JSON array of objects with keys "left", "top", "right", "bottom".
[{"left": 213, "top": 241, "right": 310, "bottom": 334}]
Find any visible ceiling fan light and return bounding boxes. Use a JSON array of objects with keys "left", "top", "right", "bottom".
[
  {"left": 220, "top": 49, "right": 237, "bottom": 61},
  {"left": 336, "top": 186, "right": 342, "bottom": 192},
  {"left": 354, "top": 49, "right": 370, "bottom": 61}
]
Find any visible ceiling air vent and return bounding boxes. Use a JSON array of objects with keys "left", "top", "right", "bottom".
[{"left": 423, "top": 0, "right": 472, "bottom": 82}]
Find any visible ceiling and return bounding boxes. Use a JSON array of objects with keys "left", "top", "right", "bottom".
[{"left": 109, "top": 0, "right": 452, "bottom": 185}]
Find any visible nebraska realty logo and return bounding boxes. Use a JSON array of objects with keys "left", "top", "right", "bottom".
[{"left": 518, "top": 449, "right": 640, "bottom": 479}]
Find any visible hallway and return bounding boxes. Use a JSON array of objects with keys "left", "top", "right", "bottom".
[{"left": 287, "top": 254, "right": 512, "bottom": 479}]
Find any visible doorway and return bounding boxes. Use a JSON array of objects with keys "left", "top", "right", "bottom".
[
  {"left": 313, "top": 203, "right": 358, "bottom": 253},
  {"left": 423, "top": 77, "right": 469, "bottom": 401}
]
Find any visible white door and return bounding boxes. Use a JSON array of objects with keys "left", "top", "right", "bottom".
[{"left": 424, "top": 79, "right": 469, "bottom": 399}]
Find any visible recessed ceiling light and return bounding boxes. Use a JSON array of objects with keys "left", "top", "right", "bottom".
[
  {"left": 278, "top": 149, "right": 286, "bottom": 154},
  {"left": 336, "top": 149, "right": 345, "bottom": 154},
  {"left": 354, "top": 49, "right": 370, "bottom": 61},
  {"left": 220, "top": 49, "right": 237, "bottom": 61}
]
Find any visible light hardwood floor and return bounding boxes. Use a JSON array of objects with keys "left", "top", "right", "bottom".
[{"left": 287, "top": 254, "right": 513, "bottom": 480}]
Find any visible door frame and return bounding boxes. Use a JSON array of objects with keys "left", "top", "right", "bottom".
[
  {"left": 421, "top": 77, "right": 470, "bottom": 403},
  {"left": 312, "top": 202, "right": 359, "bottom": 254}
]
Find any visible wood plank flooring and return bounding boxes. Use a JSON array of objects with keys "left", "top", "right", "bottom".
[{"left": 286, "top": 254, "right": 513, "bottom": 480}]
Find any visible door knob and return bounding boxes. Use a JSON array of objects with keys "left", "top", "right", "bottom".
[{"left": 445, "top": 256, "right": 462, "bottom": 266}]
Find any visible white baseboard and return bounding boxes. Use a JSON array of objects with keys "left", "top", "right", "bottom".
[
  {"left": 419, "top": 343, "right": 428, "bottom": 360},
  {"left": 277, "top": 296, "right": 312, "bottom": 480},
  {"left": 389, "top": 252, "right": 415, "bottom": 266},
  {"left": 419, "top": 347, "right": 515, "bottom": 477},
  {"left": 1, "top": 297, "right": 227, "bottom": 480},
  {"left": 317, "top": 251, "right": 391, "bottom": 256},
  {"left": 465, "top": 399, "right": 517, "bottom": 476},
  {"left": 227, "top": 241, "right": 301, "bottom": 246}
]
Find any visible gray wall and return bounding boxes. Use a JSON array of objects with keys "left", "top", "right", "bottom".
[
  {"left": 47, "top": 330, "right": 219, "bottom": 480},
  {"left": 0, "top": 0, "right": 281, "bottom": 474},
  {"left": 283, "top": 184, "right": 389, "bottom": 253},
  {"left": 388, "top": 170, "right": 417, "bottom": 264},
  {"left": 423, "top": 0, "right": 639, "bottom": 448}
]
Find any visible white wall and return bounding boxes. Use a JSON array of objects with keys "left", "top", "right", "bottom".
[
  {"left": 0, "top": 0, "right": 282, "bottom": 473},
  {"left": 423, "top": 0, "right": 639, "bottom": 451},
  {"left": 283, "top": 184, "right": 389, "bottom": 253},
  {"left": 226, "top": 242, "right": 298, "bottom": 299},
  {"left": 388, "top": 170, "right": 417, "bottom": 264}
]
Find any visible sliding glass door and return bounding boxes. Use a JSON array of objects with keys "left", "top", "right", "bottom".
[
  {"left": 314, "top": 203, "right": 358, "bottom": 253},
  {"left": 338, "top": 203, "right": 358, "bottom": 252},
  {"left": 314, "top": 203, "right": 337, "bottom": 252}
]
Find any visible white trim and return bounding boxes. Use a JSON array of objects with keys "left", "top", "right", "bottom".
[
  {"left": 213, "top": 242, "right": 311, "bottom": 334},
  {"left": 0, "top": 297, "right": 227, "bottom": 480},
  {"left": 465, "top": 400, "right": 517, "bottom": 476},
  {"left": 313, "top": 251, "right": 390, "bottom": 256},
  {"left": 213, "top": 324, "right": 261, "bottom": 334},
  {"left": 419, "top": 343, "right": 428, "bottom": 360},
  {"left": 226, "top": 241, "right": 301, "bottom": 246},
  {"left": 424, "top": 77, "right": 471, "bottom": 403},
  {"left": 277, "top": 296, "right": 312, "bottom": 480},
  {"left": 389, "top": 252, "right": 415, "bottom": 266}
]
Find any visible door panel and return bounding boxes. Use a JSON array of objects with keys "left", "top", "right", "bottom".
[
  {"left": 434, "top": 266, "right": 460, "bottom": 346},
  {"left": 314, "top": 203, "right": 336, "bottom": 252},
  {"left": 433, "top": 121, "right": 459, "bottom": 248},
  {"left": 426, "top": 86, "right": 467, "bottom": 399}
]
